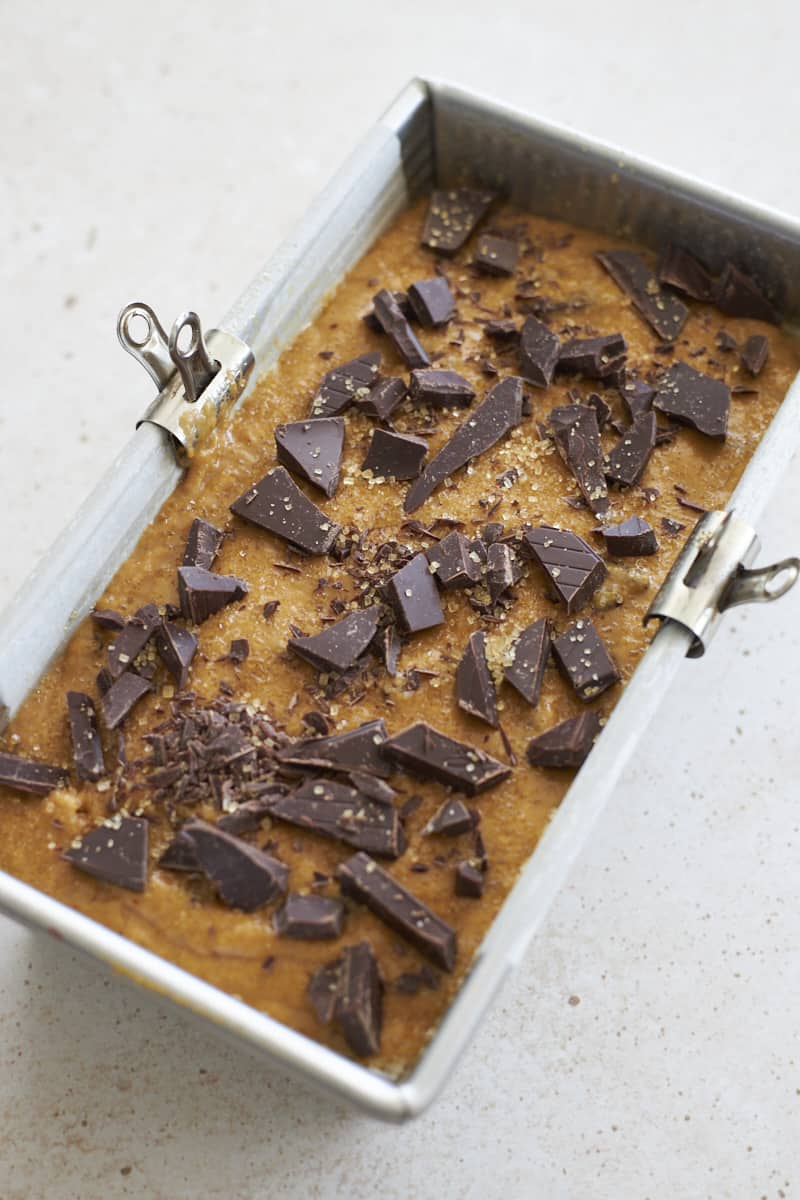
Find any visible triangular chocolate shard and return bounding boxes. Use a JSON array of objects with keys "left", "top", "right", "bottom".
[
  {"left": 714, "top": 263, "right": 780, "bottom": 324},
  {"left": 455, "top": 631, "right": 498, "bottom": 727},
  {"left": 66, "top": 691, "right": 105, "bottom": 782},
  {"left": 100, "top": 671, "right": 151, "bottom": 730},
  {"left": 288, "top": 606, "right": 381, "bottom": 673},
  {"left": 741, "top": 334, "right": 769, "bottom": 376},
  {"left": 182, "top": 518, "right": 225, "bottom": 570},
  {"left": 361, "top": 428, "right": 427, "bottom": 481},
  {"left": 385, "top": 553, "right": 444, "bottom": 633},
  {"left": 455, "top": 860, "right": 485, "bottom": 897},
  {"left": 547, "top": 404, "right": 609, "bottom": 515},
  {"left": 618, "top": 375, "right": 656, "bottom": 420},
  {"left": 421, "top": 187, "right": 496, "bottom": 255},
  {"left": 526, "top": 711, "right": 602, "bottom": 767},
  {"left": 180, "top": 818, "right": 288, "bottom": 911},
  {"left": 519, "top": 316, "right": 561, "bottom": 386},
  {"left": 63, "top": 816, "right": 148, "bottom": 892},
  {"left": 658, "top": 245, "right": 714, "bottom": 301},
  {"left": 107, "top": 603, "right": 162, "bottom": 678},
  {"left": 308, "top": 940, "right": 384, "bottom": 1057},
  {"left": 269, "top": 778, "right": 406, "bottom": 859},
  {"left": 230, "top": 466, "right": 341, "bottom": 554},
  {"left": 310, "top": 352, "right": 381, "bottom": 417},
  {"left": 653, "top": 362, "right": 730, "bottom": 440},
  {"left": 596, "top": 249, "right": 689, "bottom": 340},
  {"left": 177, "top": 566, "right": 248, "bottom": 624},
  {"left": 523, "top": 525, "right": 607, "bottom": 614},
  {"left": 155, "top": 621, "right": 198, "bottom": 688},
  {"left": 503, "top": 618, "right": 550, "bottom": 707},
  {"left": 158, "top": 829, "right": 201, "bottom": 872},
  {"left": 552, "top": 619, "right": 620, "bottom": 701},
  {"left": 605, "top": 411, "right": 657, "bottom": 488},
  {"left": 382, "top": 722, "right": 511, "bottom": 796},
  {"left": 423, "top": 798, "right": 474, "bottom": 836},
  {"left": 372, "top": 290, "right": 430, "bottom": 369},
  {"left": 275, "top": 417, "right": 344, "bottom": 498},
  {"left": 277, "top": 719, "right": 390, "bottom": 778}
]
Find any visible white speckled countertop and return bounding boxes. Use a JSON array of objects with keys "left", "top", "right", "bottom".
[{"left": 1, "top": 3, "right": 799, "bottom": 1196}]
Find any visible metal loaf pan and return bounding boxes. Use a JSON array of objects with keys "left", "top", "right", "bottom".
[{"left": 0, "top": 79, "right": 799, "bottom": 1121}]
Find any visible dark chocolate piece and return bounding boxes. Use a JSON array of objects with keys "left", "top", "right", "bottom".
[
  {"left": 484, "top": 318, "right": 519, "bottom": 343},
  {"left": 714, "top": 263, "right": 780, "bottom": 324},
  {"left": 526, "top": 711, "right": 602, "bottom": 767},
  {"left": 382, "top": 722, "right": 511, "bottom": 797},
  {"left": 425, "top": 530, "right": 482, "bottom": 589},
  {"left": 66, "top": 691, "right": 105, "bottom": 782},
  {"left": 455, "top": 631, "right": 498, "bottom": 727},
  {"left": 661, "top": 516, "right": 686, "bottom": 535},
  {"left": 277, "top": 719, "right": 390, "bottom": 778},
  {"left": 518, "top": 315, "right": 561, "bottom": 387},
  {"left": 0, "top": 751, "right": 68, "bottom": 797},
  {"left": 107, "top": 603, "right": 161, "bottom": 678},
  {"left": 90, "top": 608, "right": 125, "bottom": 632},
  {"left": 455, "top": 861, "right": 484, "bottom": 898},
  {"left": 523, "top": 525, "right": 607, "bottom": 614},
  {"left": 404, "top": 376, "right": 524, "bottom": 513},
  {"left": 658, "top": 245, "right": 714, "bottom": 301},
  {"left": 409, "top": 367, "right": 476, "bottom": 408},
  {"left": 486, "top": 541, "right": 520, "bottom": 604},
  {"left": 385, "top": 553, "right": 444, "bottom": 633},
  {"left": 716, "top": 329, "right": 738, "bottom": 353},
  {"left": 63, "top": 816, "right": 148, "bottom": 892},
  {"left": 180, "top": 818, "right": 288, "bottom": 911},
  {"left": 177, "top": 566, "right": 248, "bottom": 624},
  {"left": 379, "top": 624, "right": 402, "bottom": 677},
  {"left": 182, "top": 518, "right": 225, "bottom": 570},
  {"left": 741, "top": 334, "right": 769, "bottom": 376},
  {"left": 275, "top": 417, "right": 344, "bottom": 498},
  {"left": 100, "top": 671, "right": 151, "bottom": 730},
  {"left": 503, "top": 618, "right": 550, "bottom": 707},
  {"left": 361, "top": 428, "right": 427, "bottom": 481},
  {"left": 155, "top": 621, "right": 198, "bottom": 688},
  {"left": 262, "top": 600, "right": 280, "bottom": 621},
  {"left": 288, "top": 606, "right": 381, "bottom": 673},
  {"left": 605, "top": 411, "right": 657, "bottom": 488},
  {"left": 158, "top": 829, "right": 200, "bottom": 872},
  {"left": 547, "top": 405, "right": 609, "bottom": 515},
  {"left": 618, "top": 376, "right": 656, "bottom": 420},
  {"left": 224, "top": 638, "right": 249, "bottom": 665},
  {"left": 216, "top": 796, "right": 277, "bottom": 835},
  {"left": 653, "top": 362, "right": 730, "bottom": 440},
  {"left": 274, "top": 894, "right": 345, "bottom": 940},
  {"left": 421, "top": 187, "right": 495, "bottom": 255},
  {"left": 230, "top": 466, "right": 341, "bottom": 555},
  {"left": 309, "top": 941, "right": 383, "bottom": 1057},
  {"left": 474, "top": 233, "right": 518, "bottom": 276},
  {"left": 557, "top": 333, "right": 627, "bottom": 379},
  {"left": 338, "top": 852, "right": 457, "bottom": 970},
  {"left": 586, "top": 392, "right": 611, "bottom": 429},
  {"left": 355, "top": 376, "right": 407, "bottom": 422},
  {"left": 372, "top": 289, "right": 430, "bottom": 369},
  {"left": 600, "top": 515, "right": 658, "bottom": 556},
  {"left": 423, "top": 798, "right": 474, "bottom": 836},
  {"left": 347, "top": 772, "right": 398, "bottom": 806},
  {"left": 552, "top": 619, "right": 621, "bottom": 701},
  {"left": 269, "top": 778, "right": 406, "bottom": 859},
  {"left": 407, "top": 277, "right": 456, "bottom": 327},
  {"left": 310, "top": 352, "right": 381, "bottom": 417},
  {"left": 596, "top": 249, "right": 689, "bottom": 340}
]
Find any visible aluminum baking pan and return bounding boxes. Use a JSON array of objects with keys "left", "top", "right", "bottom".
[{"left": 0, "top": 78, "right": 798, "bottom": 1121}]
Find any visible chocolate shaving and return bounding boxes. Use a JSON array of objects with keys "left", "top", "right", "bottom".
[
  {"left": 526, "top": 711, "right": 602, "bottom": 767},
  {"left": 741, "top": 334, "right": 769, "bottom": 376},
  {"left": 382, "top": 721, "right": 511, "bottom": 797},
  {"left": 230, "top": 466, "right": 341, "bottom": 555},
  {"left": 262, "top": 600, "right": 280, "bottom": 621}
]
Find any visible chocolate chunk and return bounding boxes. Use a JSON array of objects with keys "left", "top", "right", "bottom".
[
  {"left": 519, "top": 315, "right": 561, "bottom": 387},
  {"left": 63, "top": 816, "right": 148, "bottom": 892},
  {"left": 278, "top": 719, "right": 390, "bottom": 778},
  {"left": 714, "top": 263, "right": 780, "bottom": 324},
  {"left": 552, "top": 619, "right": 620, "bottom": 701},
  {"left": 216, "top": 796, "right": 277, "bottom": 835},
  {"left": 288, "top": 606, "right": 380, "bottom": 673},
  {"left": 661, "top": 516, "right": 686, "bottom": 535},
  {"left": 484, "top": 318, "right": 519, "bottom": 343},
  {"left": 155, "top": 621, "right": 198, "bottom": 688},
  {"left": 600, "top": 515, "right": 658, "bottom": 556},
  {"left": 355, "top": 376, "right": 407, "bottom": 422},
  {"left": 421, "top": 187, "right": 495, "bottom": 255},
  {"left": 66, "top": 691, "right": 105, "bottom": 782},
  {"left": 618, "top": 376, "right": 655, "bottom": 420},
  {"left": 223, "top": 638, "right": 249, "bottom": 665},
  {"left": 158, "top": 829, "right": 200, "bottom": 872},
  {"left": 96, "top": 668, "right": 113, "bottom": 696},
  {"left": 361, "top": 428, "right": 427, "bottom": 481},
  {"left": 180, "top": 818, "right": 288, "bottom": 911},
  {"left": 310, "top": 352, "right": 381, "bottom": 417},
  {"left": 523, "top": 525, "right": 607, "bottom": 614},
  {"left": 486, "top": 541, "right": 520, "bottom": 604},
  {"left": 741, "top": 334, "right": 769, "bottom": 376},
  {"left": 455, "top": 631, "right": 498, "bottom": 727},
  {"left": 405, "top": 376, "right": 524, "bottom": 513},
  {"left": 107, "top": 603, "right": 161, "bottom": 678},
  {"left": 182, "top": 518, "right": 224, "bottom": 570},
  {"left": 455, "top": 861, "right": 484, "bottom": 897},
  {"left": 409, "top": 367, "right": 476, "bottom": 408},
  {"left": 407, "top": 277, "right": 456, "bottom": 327},
  {"left": 262, "top": 600, "right": 280, "bottom": 621},
  {"left": 605, "top": 411, "right": 657, "bottom": 488},
  {"left": 274, "top": 894, "right": 345, "bottom": 940},
  {"left": 309, "top": 941, "right": 383, "bottom": 1057},
  {"left": 0, "top": 751, "right": 68, "bottom": 797},
  {"left": 385, "top": 553, "right": 443, "bottom": 633},
  {"left": 90, "top": 608, "right": 125, "bottom": 632},
  {"left": 474, "top": 234, "right": 518, "bottom": 276},
  {"left": 596, "top": 249, "right": 689, "bottom": 340},
  {"left": 347, "top": 772, "right": 398, "bottom": 805},
  {"left": 658, "top": 245, "right": 714, "bottom": 301},
  {"left": 503, "top": 618, "right": 550, "bottom": 706},
  {"left": 382, "top": 722, "right": 511, "bottom": 797},
  {"left": 423, "top": 798, "right": 474, "bottom": 836},
  {"left": 557, "top": 333, "right": 627, "bottom": 379},
  {"left": 275, "top": 418, "right": 344, "bottom": 498},
  {"left": 653, "top": 362, "right": 730, "bottom": 440},
  {"left": 372, "top": 289, "right": 430, "bottom": 369},
  {"left": 230, "top": 466, "right": 341, "bottom": 555},
  {"left": 526, "top": 711, "right": 602, "bottom": 767},
  {"left": 547, "top": 405, "right": 609, "bottom": 515},
  {"left": 100, "top": 671, "right": 151, "bottom": 730},
  {"left": 425, "top": 530, "right": 482, "bottom": 589},
  {"left": 585, "top": 392, "right": 611, "bottom": 429},
  {"left": 338, "top": 852, "right": 457, "bottom": 970},
  {"left": 177, "top": 566, "right": 248, "bottom": 624},
  {"left": 716, "top": 329, "right": 738, "bottom": 353},
  {"left": 269, "top": 778, "right": 406, "bottom": 859}
]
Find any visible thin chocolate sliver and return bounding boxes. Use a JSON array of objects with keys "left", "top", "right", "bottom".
[
  {"left": 523, "top": 526, "right": 607, "bottom": 614},
  {"left": 474, "top": 233, "right": 518, "bottom": 276},
  {"left": 100, "top": 671, "right": 151, "bottom": 730},
  {"left": 90, "top": 609, "right": 125, "bottom": 632},
  {"left": 596, "top": 249, "right": 689, "bottom": 340},
  {"left": 288, "top": 606, "right": 381, "bottom": 673},
  {"left": 404, "top": 376, "right": 524, "bottom": 513},
  {"left": 557, "top": 333, "right": 627, "bottom": 379},
  {"left": 63, "top": 816, "right": 148, "bottom": 892},
  {"left": 385, "top": 553, "right": 444, "bottom": 633},
  {"left": 409, "top": 368, "right": 476, "bottom": 408},
  {"left": 269, "top": 778, "right": 406, "bottom": 859},
  {"left": 503, "top": 618, "right": 550, "bottom": 707},
  {"left": 355, "top": 376, "right": 407, "bottom": 422},
  {"left": 714, "top": 264, "right": 780, "bottom": 324},
  {"left": 107, "top": 603, "right": 161, "bottom": 678},
  {"left": 361, "top": 429, "right": 427, "bottom": 481},
  {"left": 653, "top": 362, "right": 730, "bottom": 440},
  {"left": 421, "top": 187, "right": 495, "bottom": 255},
  {"left": 519, "top": 315, "right": 561, "bottom": 387},
  {"left": 338, "top": 852, "right": 457, "bottom": 971},
  {"left": 548, "top": 404, "right": 609, "bottom": 515},
  {"left": 310, "top": 352, "right": 381, "bottom": 417},
  {"left": 275, "top": 418, "right": 344, "bottom": 498},
  {"left": 658, "top": 245, "right": 714, "bottom": 301},
  {"left": 309, "top": 941, "right": 383, "bottom": 1057},
  {"left": 425, "top": 530, "right": 482, "bottom": 590},
  {"left": 423, "top": 798, "right": 474, "bottom": 836},
  {"left": 155, "top": 621, "right": 198, "bottom": 688},
  {"left": 230, "top": 466, "right": 341, "bottom": 555},
  {"left": 600, "top": 515, "right": 658, "bottom": 556},
  {"left": 372, "top": 289, "right": 430, "bottom": 369},
  {"left": 605, "top": 411, "right": 657, "bottom": 488},
  {"left": 552, "top": 619, "right": 620, "bottom": 702},
  {"left": 741, "top": 334, "right": 769, "bottom": 376},
  {"left": 274, "top": 894, "right": 345, "bottom": 940},
  {"left": 180, "top": 818, "right": 288, "bottom": 911},
  {"left": 407, "top": 277, "right": 456, "bottom": 327},
  {"left": 182, "top": 518, "right": 224, "bottom": 571},
  {"left": 661, "top": 516, "right": 686, "bottom": 535},
  {"left": 0, "top": 751, "right": 68, "bottom": 797},
  {"left": 382, "top": 722, "right": 511, "bottom": 797},
  {"left": 455, "top": 631, "right": 498, "bottom": 727},
  {"left": 177, "top": 566, "right": 248, "bottom": 625},
  {"left": 66, "top": 691, "right": 105, "bottom": 782},
  {"left": 277, "top": 719, "right": 390, "bottom": 778},
  {"left": 526, "top": 711, "right": 602, "bottom": 767}
]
